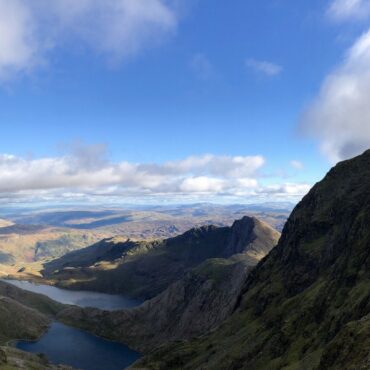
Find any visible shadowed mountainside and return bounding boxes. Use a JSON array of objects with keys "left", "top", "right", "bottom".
[
  {"left": 43, "top": 217, "right": 280, "bottom": 301},
  {"left": 132, "top": 149, "right": 370, "bottom": 370}
]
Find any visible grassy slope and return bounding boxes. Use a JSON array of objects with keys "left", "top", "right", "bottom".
[{"left": 133, "top": 149, "right": 370, "bottom": 370}]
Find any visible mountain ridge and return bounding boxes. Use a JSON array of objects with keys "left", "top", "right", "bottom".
[{"left": 43, "top": 216, "right": 280, "bottom": 301}]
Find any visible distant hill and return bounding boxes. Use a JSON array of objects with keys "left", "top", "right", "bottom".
[
  {"left": 0, "top": 218, "right": 14, "bottom": 228},
  {"left": 133, "top": 149, "right": 370, "bottom": 370},
  {"left": 44, "top": 216, "right": 280, "bottom": 301},
  {"left": 0, "top": 225, "right": 107, "bottom": 267},
  {"left": 8, "top": 204, "right": 292, "bottom": 233},
  {"left": 0, "top": 204, "right": 289, "bottom": 276}
]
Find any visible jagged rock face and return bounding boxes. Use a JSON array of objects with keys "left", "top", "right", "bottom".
[
  {"left": 44, "top": 217, "right": 280, "bottom": 300},
  {"left": 133, "top": 150, "right": 370, "bottom": 370}
]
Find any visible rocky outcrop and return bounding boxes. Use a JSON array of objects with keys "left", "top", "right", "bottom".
[
  {"left": 224, "top": 216, "right": 279, "bottom": 258},
  {"left": 133, "top": 150, "right": 370, "bottom": 370}
]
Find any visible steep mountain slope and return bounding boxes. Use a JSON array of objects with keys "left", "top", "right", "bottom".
[
  {"left": 44, "top": 217, "right": 280, "bottom": 300},
  {"left": 133, "top": 150, "right": 370, "bottom": 370}
]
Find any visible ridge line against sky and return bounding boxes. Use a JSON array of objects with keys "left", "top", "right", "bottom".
[{"left": 0, "top": 0, "right": 370, "bottom": 204}]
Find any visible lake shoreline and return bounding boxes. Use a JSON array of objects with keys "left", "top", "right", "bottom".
[{"left": 0, "top": 278, "right": 143, "bottom": 370}]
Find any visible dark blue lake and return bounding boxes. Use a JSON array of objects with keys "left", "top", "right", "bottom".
[
  {"left": 16, "top": 322, "right": 141, "bottom": 370},
  {"left": 4, "top": 279, "right": 143, "bottom": 369}
]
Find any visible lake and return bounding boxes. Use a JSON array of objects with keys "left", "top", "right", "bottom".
[
  {"left": 16, "top": 322, "right": 141, "bottom": 370},
  {"left": 4, "top": 279, "right": 143, "bottom": 369},
  {"left": 5, "top": 279, "right": 142, "bottom": 310}
]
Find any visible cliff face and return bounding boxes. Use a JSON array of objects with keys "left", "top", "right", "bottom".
[
  {"left": 58, "top": 217, "right": 280, "bottom": 352},
  {"left": 44, "top": 217, "right": 279, "bottom": 301},
  {"left": 133, "top": 150, "right": 370, "bottom": 370}
]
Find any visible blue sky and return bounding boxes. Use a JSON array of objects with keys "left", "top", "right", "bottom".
[{"left": 0, "top": 0, "right": 369, "bottom": 204}]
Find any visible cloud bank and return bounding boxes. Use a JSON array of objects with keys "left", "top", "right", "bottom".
[
  {"left": 301, "top": 29, "right": 370, "bottom": 162},
  {"left": 0, "top": 145, "right": 310, "bottom": 203},
  {"left": 0, "top": 0, "right": 178, "bottom": 81}
]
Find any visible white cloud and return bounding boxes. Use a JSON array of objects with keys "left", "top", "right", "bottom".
[
  {"left": 260, "top": 183, "right": 312, "bottom": 197},
  {"left": 164, "top": 155, "right": 265, "bottom": 178},
  {"left": 246, "top": 58, "right": 283, "bottom": 76},
  {"left": 0, "top": 144, "right": 311, "bottom": 203},
  {"left": 290, "top": 160, "right": 304, "bottom": 170},
  {"left": 301, "top": 29, "right": 370, "bottom": 162},
  {"left": 179, "top": 177, "right": 225, "bottom": 193},
  {"left": 0, "top": 0, "right": 41, "bottom": 80},
  {"left": 328, "top": 0, "right": 370, "bottom": 21},
  {"left": 0, "top": 0, "right": 179, "bottom": 81}
]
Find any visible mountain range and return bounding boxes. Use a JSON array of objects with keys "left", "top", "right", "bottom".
[{"left": 0, "top": 151, "right": 370, "bottom": 369}]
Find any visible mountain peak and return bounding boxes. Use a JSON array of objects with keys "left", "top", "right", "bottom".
[{"left": 225, "top": 216, "right": 280, "bottom": 258}]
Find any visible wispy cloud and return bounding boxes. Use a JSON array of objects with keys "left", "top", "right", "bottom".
[
  {"left": 190, "top": 53, "right": 214, "bottom": 80},
  {"left": 0, "top": 144, "right": 311, "bottom": 203},
  {"left": 246, "top": 58, "right": 283, "bottom": 76},
  {"left": 290, "top": 160, "right": 304, "bottom": 170},
  {"left": 301, "top": 28, "right": 370, "bottom": 162},
  {"left": 0, "top": 0, "right": 179, "bottom": 81},
  {"left": 328, "top": 0, "right": 370, "bottom": 21}
]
